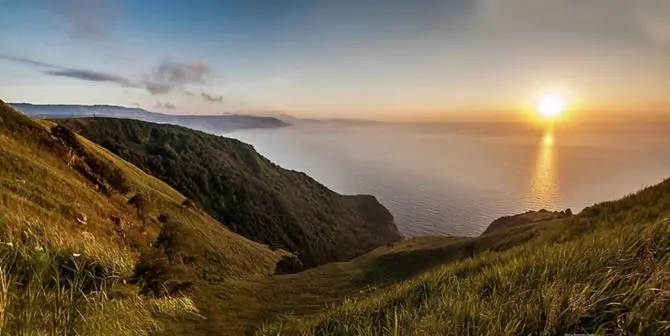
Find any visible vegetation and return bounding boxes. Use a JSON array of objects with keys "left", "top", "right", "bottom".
[
  {"left": 4, "top": 99, "right": 670, "bottom": 335},
  {"left": 257, "top": 180, "right": 670, "bottom": 335},
  {"left": 1, "top": 100, "right": 280, "bottom": 334},
  {"left": 59, "top": 117, "right": 401, "bottom": 268},
  {"left": 483, "top": 208, "right": 572, "bottom": 234}
]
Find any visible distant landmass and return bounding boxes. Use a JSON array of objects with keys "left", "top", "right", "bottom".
[
  {"left": 10, "top": 103, "right": 290, "bottom": 133},
  {"left": 258, "top": 112, "right": 386, "bottom": 125}
]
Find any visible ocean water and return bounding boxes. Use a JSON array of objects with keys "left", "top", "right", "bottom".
[{"left": 228, "top": 122, "right": 670, "bottom": 237}]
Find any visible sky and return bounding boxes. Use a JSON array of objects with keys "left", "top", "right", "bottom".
[{"left": 1, "top": 0, "right": 669, "bottom": 121}]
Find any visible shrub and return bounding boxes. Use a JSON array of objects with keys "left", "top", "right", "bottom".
[
  {"left": 157, "top": 214, "right": 170, "bottom": 223},
  {"left": 131, "top": 220, "right": 196, "bottom": 297},
  {"left": 128, "top": 193, "right": 150, "bottom": 216},
  {"left": 274, "top": 254, "right": 304, "bottom": 275}
]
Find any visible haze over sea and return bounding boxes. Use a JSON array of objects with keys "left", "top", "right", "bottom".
[{"left": 230, "top": 121, "right": 670, "bottom": 237}]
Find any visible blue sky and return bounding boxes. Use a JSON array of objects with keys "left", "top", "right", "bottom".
[{"left": 1, "top": 0, "right": 670, "bottom": 120}]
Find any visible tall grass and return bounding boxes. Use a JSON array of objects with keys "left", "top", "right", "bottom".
[
  {"left": 0, "top": 241, "right": 199, "bottom": 335},
  {"left": 259, "top": 218, "right": 670, "bottom": 335}
]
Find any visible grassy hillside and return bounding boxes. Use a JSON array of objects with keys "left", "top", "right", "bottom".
[
  {"left": 0, "top": 100, "right": 283, "bottom": 334},
  {"left": 257, "top": 179, "right": 670, "bottom": 335},
  {"left": 57, "top": 117, "right": 401, "bottom": 268}
]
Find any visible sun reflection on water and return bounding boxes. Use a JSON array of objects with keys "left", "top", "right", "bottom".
[{"left": 529, "top": 128, "right": 557, "bottom": 209}]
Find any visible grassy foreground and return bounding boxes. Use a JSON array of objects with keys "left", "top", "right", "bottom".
[{"left": 257, "top": 179, "right": 670, "bottom": 335}]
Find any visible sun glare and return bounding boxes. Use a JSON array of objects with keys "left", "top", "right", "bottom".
[{"left": 537, "top": 93, "right": 566, "bottom": 120}]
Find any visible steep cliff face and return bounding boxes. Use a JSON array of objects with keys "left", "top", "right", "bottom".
[{"left": 57, "top": 117, "right": 402, "bottom": 268}]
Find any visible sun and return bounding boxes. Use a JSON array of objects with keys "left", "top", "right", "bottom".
[{"left": 537, "top": 93, "right": 566, "bottom": 120}]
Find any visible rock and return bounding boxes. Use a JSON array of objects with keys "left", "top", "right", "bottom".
[
  {"left": 75, "top": 212, "right": 88, "bottom": 225},
  {"left": 181, "top": 198, "right": 197, "bottom": 210}
]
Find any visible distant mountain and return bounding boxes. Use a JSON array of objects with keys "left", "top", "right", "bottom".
[
  {"left": 10, "top": 103, "right": 289, "bottom": 133},
  {"left": 247, "top": 111, "right": 386, "bottom": 125}
]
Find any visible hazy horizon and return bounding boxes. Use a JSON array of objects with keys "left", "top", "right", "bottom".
[{"left": 2, "top": 1, "right": 670, "bottom": 122}]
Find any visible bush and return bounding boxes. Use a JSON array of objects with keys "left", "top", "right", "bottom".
[
  {"left": 132, "top": 250, "right": 192, "bottom": 297},
  {"left": 128, "top": 193, "right": 150, "bottom": 216},
  {"left": 274, "top": 254, "right": 304, "bottom": 275},
  {"left": 131, "top": 220, "right": 196, "bottom": 297},
  {"left": 157, "top": 214, "right": 170, "bottom": 223}
]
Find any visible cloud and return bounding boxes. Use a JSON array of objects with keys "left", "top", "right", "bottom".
[
  {"left": 632, "top": 2, "right": 670, "bottom": 44},
  {"left": 0, "top": 55, "right": 214, "bottom": 95},
  {"left": 44, "top": 69, "right": 133, "bottom": 85},
  {"left": 50, "top": 0, "right": 118, "bottom": 40},
  {"left": 0, "top": 55, "right": 57, "bottom": 68},
  {"left": 0, "top": 55, "right": 135, "bottom": 87},
  {"left": 142, "top": 61, "right": 214, "bottom": 95},
  {"left": 471, "top": 0, "right": 670, "bottom": 45},
  {"left": 143, "top": 81, "right": 172, "bottom": 95},
  {"left": 155, "top": 61, "right": 212, "bottom": 85},
  {"left": 201, "top": 92, "right": 223, "bottom": 103},
  {"left": 155, "top": 101, "right": 176, "bottom": 109},
  {"left": 183, "top": 90, "right": 195, "bottom": 96}
]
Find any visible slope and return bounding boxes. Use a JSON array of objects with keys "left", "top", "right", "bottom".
[
  {"left": 0, "top": 99, "right": 282, "bottom": 335},
  {"left": 57, "top": 117, "right": 402, "bottom": 268},
  {"left": 257, "top": 178, "right": 670, "bottom": 335}
]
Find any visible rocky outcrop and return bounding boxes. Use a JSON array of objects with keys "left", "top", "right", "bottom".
[{"left": 483, "top": 209, "right": 572, "bottom": 235}]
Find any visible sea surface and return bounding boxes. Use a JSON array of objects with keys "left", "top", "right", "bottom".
[{"left": 228, "top": 122, "right": 670, "bottom": 237}]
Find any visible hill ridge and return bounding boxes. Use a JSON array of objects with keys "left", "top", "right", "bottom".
[{"left": 57, "top": 117, "right": 402, "bottom": 268}]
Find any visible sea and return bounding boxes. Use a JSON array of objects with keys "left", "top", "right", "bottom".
[{"left": 228, "top": 121, "right": 670, "bottom": 237}]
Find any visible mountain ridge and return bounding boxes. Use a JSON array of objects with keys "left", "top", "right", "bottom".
[{"left": 11, "top": 102, "right": 289, "bottom": 133}]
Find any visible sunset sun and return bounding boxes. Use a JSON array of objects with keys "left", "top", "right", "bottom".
[{"left": 537, "top": 93, "right": 566, "bottom": 120}]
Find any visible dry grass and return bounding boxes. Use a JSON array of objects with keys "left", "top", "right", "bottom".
[
  {"left": 1, "top": 100, "right": 279, "bottom": 334},
  {"left": 257, "top": 180, "right": 670, "bottom": 335}
]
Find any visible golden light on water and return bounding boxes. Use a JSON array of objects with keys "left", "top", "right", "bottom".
[
  {"left": 529, "top": 128, "right": 557, "bottom": 209},
  {"left": 542, "top": 131, "right": 554, "bottom": 147}
]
